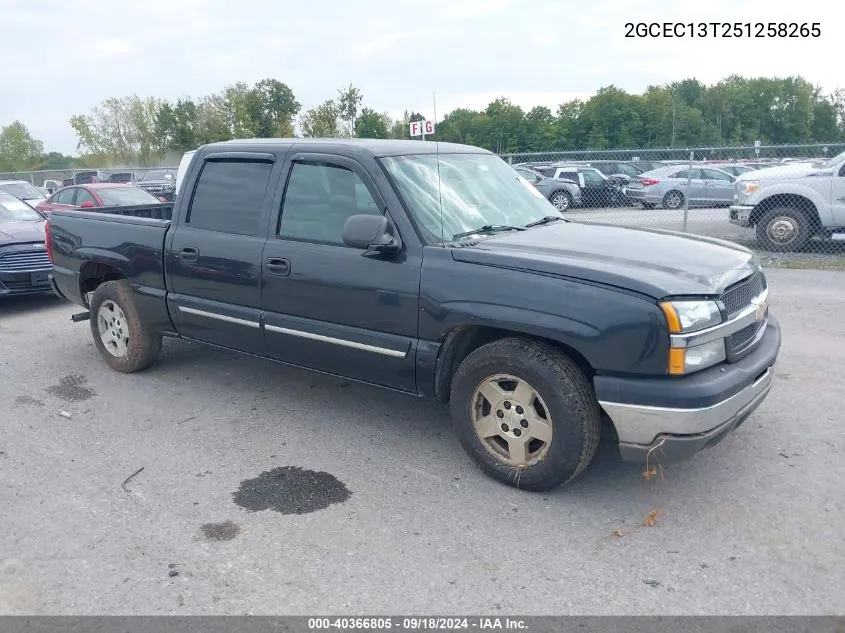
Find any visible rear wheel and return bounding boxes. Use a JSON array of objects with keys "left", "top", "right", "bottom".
[
  {"left": 449, "top": 337, "right": 601, "bottom": 491},
  {"left": 89, "top": 280, "right": 162, "bottom": 373},
  {"left": 662, "top": 190, "right": 684, "bottom": 210},
  {"left": 549, "top": 190, "right": 573, "bottom": 211}
]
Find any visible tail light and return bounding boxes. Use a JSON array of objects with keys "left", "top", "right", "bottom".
[
  {"left": 639, "top": 178, "right": 660, "bottom": 186},
  {"left": 45, "top": 218, "right": 53, "bottom": 262}
]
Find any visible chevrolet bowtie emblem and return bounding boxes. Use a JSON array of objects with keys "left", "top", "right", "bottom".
[{"left": 752, "top": 296, "right": 768, "bottom": 321}]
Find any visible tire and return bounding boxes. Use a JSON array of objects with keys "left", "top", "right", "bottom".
[
  {"left": 755, "top": 207, "right": 813, "bottom": 252},
  {"left": 549, "top": 190, "right": 573, "bottom": 212},
  {"left": 89, "top": 280, "right": 162, "bottom": 373},
  {"left": 642, "top": 203, "right": 656, "bottom": 210},
  {"left": 449, "top": 337, "right": 601, "bottom": 491},
  {"left": 662, "top": 190, "right": 684, "bottom": 210}
]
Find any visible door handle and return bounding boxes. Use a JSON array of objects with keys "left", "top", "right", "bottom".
[
  {"left": 265, "top": 257, "right": 290, "bottom": 276},
  {"left": 179, "top": 247, "right": 199, "bottom": 262}
]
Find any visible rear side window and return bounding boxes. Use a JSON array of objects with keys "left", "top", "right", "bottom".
[{"left": 187, "top": 160, "right": 273, "bottom": 236}]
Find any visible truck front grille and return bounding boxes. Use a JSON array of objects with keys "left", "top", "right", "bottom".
[
  {"left": 0, "top": 249, "right": 51, "bottom": 272},
  {"left": 722, "top": 270, "right": 765, "bottom": 318}
]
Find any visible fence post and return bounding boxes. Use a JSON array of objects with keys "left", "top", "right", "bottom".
[{"left": 682, "top": 150, "right": 693, "bottom": 233}]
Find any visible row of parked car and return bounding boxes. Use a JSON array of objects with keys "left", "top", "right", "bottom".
[
  {"left": 0, "top": 178, "right": 175, "bottom": 298},
  {"left": 513, "top": 158, "right": 774, "bottom": 210}
]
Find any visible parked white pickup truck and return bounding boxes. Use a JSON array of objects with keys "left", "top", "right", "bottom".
[{"left": 729, "top": 150, "right": 845, "bottom": 251}]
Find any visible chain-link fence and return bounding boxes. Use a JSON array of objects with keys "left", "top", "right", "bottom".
[
  {"left": 0, "top": 166, "right": 176, "bottom": 189},
  {"left": 4, "top": 143, "right": 845, "bottom": 267},
  {"left": 501, "top": 143, "right": 845, "bottom": 267}
]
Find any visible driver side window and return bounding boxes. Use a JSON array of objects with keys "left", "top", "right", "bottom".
[
  {"left": 76, "top": 189, "right": 97, "bottom": 206},
  {"left": 279, "top": 161, "right": 381, "bottom": 246}
]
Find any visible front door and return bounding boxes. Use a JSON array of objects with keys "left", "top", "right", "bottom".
[
  {"left": 261, "top": 152, "right": 421, "bottom": 392},
  {"left": 701, "top": 168, "right": 736, "bottom": 206},
  {"left": 166, "top": 152, "right": 279, "bottom": 354},
  {"left": 832, "top": 163, "right": 845, "bottom": 227}
]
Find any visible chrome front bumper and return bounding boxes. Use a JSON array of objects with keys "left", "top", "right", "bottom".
[
  {"left": 729, "top": 204, "right": 754, "bottom": 227},
  {"left": 595, "top": 315, "right": 781, "bottom": 463}
]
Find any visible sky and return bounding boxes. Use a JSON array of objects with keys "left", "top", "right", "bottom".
[{"left": 0, "top": 0, "right": 837, "bottom": 155}]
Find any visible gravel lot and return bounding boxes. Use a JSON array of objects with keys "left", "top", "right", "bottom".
[{"left": 1, "top": 268, "right": 844, "bottom": 615}]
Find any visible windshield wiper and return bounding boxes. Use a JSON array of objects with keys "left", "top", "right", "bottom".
[
  {"left": 525, "top": 215, "right": 566, "bottom": 228},
  {"left": 451, "top": 224, "right": 526, "bottom": 241}
]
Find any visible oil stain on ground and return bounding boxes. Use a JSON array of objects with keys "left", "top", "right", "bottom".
[
  {"left": 45, "top": 374, "right": 95, "bottom": 402},
  {"left": 233, "top": 466, "right": 351, "bottom": 515},
  {"left": 14, "top": 395, "right": 44, "bottom": 407},
  {"left": 200, "top": 520, "right": 241, "bottom": 541}
]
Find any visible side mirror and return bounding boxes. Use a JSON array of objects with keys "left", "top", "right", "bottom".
[
  {"left": 342, "top": 214, "right": 401, "bottom": 253},
  {"left": 79, "top": 201, "right": 95, "bottom": 209}
]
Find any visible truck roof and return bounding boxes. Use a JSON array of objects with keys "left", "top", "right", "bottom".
[{"left": 208, "top": 138, "right": 490, "bottom": 158}]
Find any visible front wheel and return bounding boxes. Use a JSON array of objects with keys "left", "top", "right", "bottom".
[
  {"left": 449, "top": 338, "right": 601, "bottom": 491},
  {"left": 755, "top": 207, "right": 813, "bottom": 252},
  {"left": 89, "top": 280, "right": 162, "bottom": 373}
]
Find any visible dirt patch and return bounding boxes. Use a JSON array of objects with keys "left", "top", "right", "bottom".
[
  {"left": 200, "top": 521, "right": 241, "bottom": 541},
  {"left": 14, "top": 396, "right": 44, "bottom": 407},
  {"left": 233, "top": 466, "right": 351, "bottom": 515},
  {"left": 45, "top": 374, "right": 95, "bottom": 402}
]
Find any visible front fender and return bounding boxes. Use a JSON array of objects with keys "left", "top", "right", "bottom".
[{"left": 747, "top": 182, "right": 830, "bottom": 224}]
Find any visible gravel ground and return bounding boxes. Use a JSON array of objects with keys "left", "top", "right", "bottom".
[{"left": 1, "top": 268, "right": 844, "bottom": 615}]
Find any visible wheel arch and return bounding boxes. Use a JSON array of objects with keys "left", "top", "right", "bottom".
[
  {"left": 433, "top": 325, "right": 595, "bottom": 404},
  {"left": 749, "top": 193, "right": 823, "bottom": 229}
]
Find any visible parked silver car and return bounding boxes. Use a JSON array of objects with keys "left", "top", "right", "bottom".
[
  {"left": 513, "top": 165, "right": 582, "bottom": 211},
  {"left": 625, "top": 165, "right": 737, "bottom": 210}
]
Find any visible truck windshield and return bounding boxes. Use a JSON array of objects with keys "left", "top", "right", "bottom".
[
  {"left": 819, "top": 149, "right": 845, "bottom": 169},
  {"left": 380, "top": 152, "right": 560, "bottom": 244}
]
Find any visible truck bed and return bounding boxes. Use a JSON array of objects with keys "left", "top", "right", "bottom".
[
  {"left": 48, "top": 206, "right": 174, "bottom": 332},
  {"left": 73, "top": 202, "right": 174, "bottom": 220}
]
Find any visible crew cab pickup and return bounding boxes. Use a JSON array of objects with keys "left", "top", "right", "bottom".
[{"left": 47, "top": 139, "right": 781, "bottom": 491}]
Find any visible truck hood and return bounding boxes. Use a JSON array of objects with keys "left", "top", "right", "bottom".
[
  {"left": 0, "top": 220, "right": 47, "bottom": 245},
  {"left": 450, "top": 221, "right": 759, "bottom": 299},
  {"left": 737, "top": 163, "right": 824, "bottom": 181}
]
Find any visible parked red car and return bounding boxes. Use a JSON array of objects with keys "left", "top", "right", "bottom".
[{"left": 36, "top": 183, "right": 165, "bottom": 215}]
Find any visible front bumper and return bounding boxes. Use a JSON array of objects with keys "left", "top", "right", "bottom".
[
  {"left": 0, "top": 268, "right": 53, "bottom": 297},
  {"left": 729, "top": 204, "right": 754, "bottom": 227},
  {"left": 595, "top": 315, "right": 781, "bottom": 463}
]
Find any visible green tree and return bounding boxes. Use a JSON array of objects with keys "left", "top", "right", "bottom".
[
  {"left": 300, "top": 100, "right": 341, "bottom": 137},
  {"left": 355, "top": 108, "right": 390, "bottom": 139},
  {"left": 337, "top": 84, "right": 363, "bottom": 137},
  {"left": 69, "top": 95, "right": 163, "bottom": 165},
  {"left": 247, "top": 79, "right": 300, "bottom": 137},
  {"left": 0, "top": 121, "right": 44, "bottom": 170}
]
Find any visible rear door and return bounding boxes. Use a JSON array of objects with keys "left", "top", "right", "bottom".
[
  {"left": 260, "top": 150, "right": 421, "bottom": 392},
  {"left": 41, "top": 187, "right": 79, "bottom": 213},
  {"left": 166, "top": 151, "right": 282, "bottom": 354},
  {"left": 670, "top": 169, "right": 707, "bottom": 204}
]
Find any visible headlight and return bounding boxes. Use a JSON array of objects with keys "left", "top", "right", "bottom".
[
  {"left": 659, "top": 300, "right": 722, "bottom": 333},
  {"left": 660, "top": 300, "right": 725, "bottom": 375},
  {"left": 739, "top": 181, "right": 759, "bottom": 194}
]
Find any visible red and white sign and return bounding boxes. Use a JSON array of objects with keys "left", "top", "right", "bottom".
[{"left": 409, "top": 119, "right": 435, "bottom": 137}]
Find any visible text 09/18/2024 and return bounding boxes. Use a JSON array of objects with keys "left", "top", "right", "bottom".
[{"left": 625, "top": 22, "right": 821, "bottom": 38}]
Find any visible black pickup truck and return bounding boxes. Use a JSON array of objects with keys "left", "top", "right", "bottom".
[{"left": 46, "top": 139, "right": 780, "bottom": 491}]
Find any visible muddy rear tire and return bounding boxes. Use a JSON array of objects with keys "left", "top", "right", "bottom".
[
  {"left": 89, "top": 280, "right": 162, "bottom": 373},
  {"left": 449, "top": 337, "right": 601, "bottom": 491}
]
